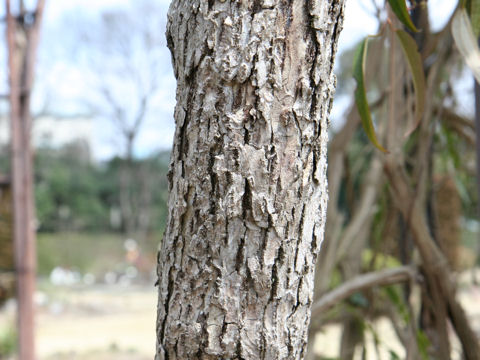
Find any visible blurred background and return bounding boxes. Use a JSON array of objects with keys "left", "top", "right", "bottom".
[{"left": 0, "top": 0, "right": 478, "bottom": 359}]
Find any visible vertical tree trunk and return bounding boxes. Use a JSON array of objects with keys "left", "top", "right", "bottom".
[
  {"left": 156, "top": 0, "right": 345, "bottom": 358},
  {"left": 6, "top": 1, "right": 45, "bottom": 359}
]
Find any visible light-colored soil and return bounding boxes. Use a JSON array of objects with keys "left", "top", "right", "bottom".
[
  {"left": 1, "top": 271, "right": 479, "bottom": 360},
  {"left": 44, "top": 349, "right": 151, "bottom": 360},
  {"left": 37, "top": 286, "right": 157, "bottom": 359},
  {"left": 0, "top": 285, "right": 157, "bottom": 360}
]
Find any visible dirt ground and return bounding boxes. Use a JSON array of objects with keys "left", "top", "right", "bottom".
[
  {"left": 1, "top": 270, "right": 479, "bottom": 359},
  {"left": 0, "top": 285, "right": 156, "bottom": 360}
]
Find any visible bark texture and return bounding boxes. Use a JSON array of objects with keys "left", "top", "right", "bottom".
[{"left": 156, "top": 0, "right": 345, "bottom": 358}]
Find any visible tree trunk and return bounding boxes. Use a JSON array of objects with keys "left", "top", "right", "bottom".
[
  {"left": 6, "top": 1, "right": 45, "bottom": 359},
  {"left": 156, "top": 0, "right": 345, "bottom": 358}
]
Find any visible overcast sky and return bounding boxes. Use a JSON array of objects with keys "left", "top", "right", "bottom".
[{"left": 1, "top": 0, "right": 461, "bottom": 161}]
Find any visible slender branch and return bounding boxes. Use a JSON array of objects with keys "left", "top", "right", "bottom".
[
  {"left": 132, "top": 93, "right": 148, "bottom": 134},
  {"left": 444, "top": 120, "right": 476, "bottom": 145},
  {"left": 311, "top": 266, "right": 417, "bottom": 318},
  {"left": 437, "top": 106, "right": 476, "bottom": 145},
  {"left": 99, "top": 85, "right": 127, "bottom": 128},
  {"left": 384, "top": 159, "right": 480, "bottom": 360},
  {"left": 441, "top": 107, "right": 475, "bottom": 130}
]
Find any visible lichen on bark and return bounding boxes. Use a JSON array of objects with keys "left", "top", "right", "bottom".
[{"left": 156, "top": 0, "right": 345, "bottom": 358}]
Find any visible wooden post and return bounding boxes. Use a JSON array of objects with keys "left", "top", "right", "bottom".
[{"left": 5, "top": 1, "right": 45, "bottom": 359}]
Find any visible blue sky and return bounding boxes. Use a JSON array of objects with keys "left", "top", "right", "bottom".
[
  {"left": 1, "top": 0, "right": 462, "bottom": 161},
  {"left": 36, "top": 0, "right": 174, "bottom": 160}
]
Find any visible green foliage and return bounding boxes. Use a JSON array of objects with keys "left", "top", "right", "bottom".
[
  {"left": 386, "top": 0, "right": 418, "bottom": 32},
  {"left": 465, "top": 0, "right": 480, "bottom": 36},
  {"left": 0, "top": 147, "right": 8, "bottom": 175},
  {"left": 0, "top": 324, "right": 16, "bottom": 358},
  {"left": 416, "top": 329, "right": 430, "bottom": 360},
  {"left": 33, "top": 144, "right": 170, "bottom": 233},
  {"left": 348, "top": 292, "right": 369, "bottom": 308},
  {"left": 362, "top": 249, "right": 402, "bottom": 270},
  {"left": 35, "top": 146, "right": 110, "bottom": 231},
  {"left": 353, "top": 0, "right": 426, "bottom": 150},
  {"left": 353, "top": 37, "right": 388, "bottom": 153},
  {"left": 384, "top": 285, "right": 430, "bottom": 359},
  {"left": 353, "top": 28, "right": 426, "bottom": 151},
  {"left": 395, "top": 30, "right": 426, "bottom": 134},
  {"left": 37, "top": 231, "right": 159, "bottom": 277},
  {"left": 37, "top": 232, "right": 125, "bottom": 276},
  {"left": 389, "top": 350, "right": 401, "bottom": 360},
  {"left": 384, "top": 285, "right": 409, "bottom": 323}
]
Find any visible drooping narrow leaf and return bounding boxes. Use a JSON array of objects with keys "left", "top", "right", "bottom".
[
  {"left": 466, "top": 0, "right": 480, "bottom": 37},
  {"left": 452, "top": 8, "right": 480, "bottom": 84},
  {"left": 353, "top": 37, "right": 388, "bottom": 153},
  {"left": 387, "top": 0, "right": 418, "bottom": 33},
  {"left": 395, "top": 30, "right": 426, "bottom": 136}
]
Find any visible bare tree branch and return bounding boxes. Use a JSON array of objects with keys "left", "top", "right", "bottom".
[
  {"left": 311, "top": 266, "right": 417, "bottom": 318},
  {"left": 441, "top": 107, "right": 475, "bottom": 130},
  {"left": 384, "top": 159, "right": 480, "bottom": 360}
]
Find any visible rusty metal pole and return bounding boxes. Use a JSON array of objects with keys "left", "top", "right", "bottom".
[{"left": 5, "top": 1, "right": 45, "bottom": 359}]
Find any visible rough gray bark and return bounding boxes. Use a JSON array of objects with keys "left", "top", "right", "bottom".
[{"left": 156, "top": 0, "right": 345, "bottom": 358}]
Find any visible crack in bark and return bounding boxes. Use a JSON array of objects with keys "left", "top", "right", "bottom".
[
  {"left": 159, "top": 264, "right": 175, "bottom": 349},
  {"left": 208, "top": 148, "right": 217, "bottom": 215}
]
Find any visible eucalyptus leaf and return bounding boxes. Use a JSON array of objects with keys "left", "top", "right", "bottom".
[
  {"left": 387, "top": 0, "right": 418, "bottom": 32},
  {"left": 353, "top": 37, "right": 388, "bottom": 153},
  {"left": 395, "top": 30, "right": 426, "bottom": 136},
  {"left": 466, "top": 0, "right": 480, "bottom": 37}
]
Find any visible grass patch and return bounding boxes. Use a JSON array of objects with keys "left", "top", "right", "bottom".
[
  {"left": 37, "top": 232, "right": 160, "bottom": 277},
  {"left": 0, "top": 323, "right": 16, "bottom": 358}
]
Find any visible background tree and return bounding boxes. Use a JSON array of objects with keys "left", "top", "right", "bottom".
[
  {"left": 67, "top": 1, "right": 168, "bottom": 236},
  {"left": 32, "top": 144, "right": 170, "bottom": 234}
]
